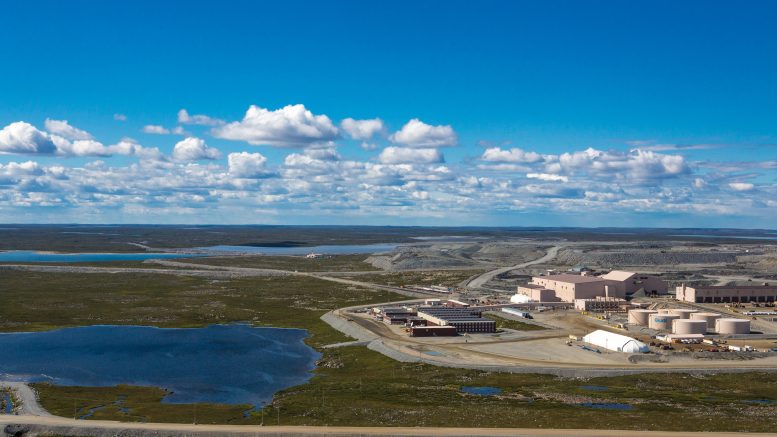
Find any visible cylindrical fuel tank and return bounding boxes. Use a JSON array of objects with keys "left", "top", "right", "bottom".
[
  {"left": 672, "top": 319, "right": 707, "bottom": 335},
  {"left": 689, "top": 312, "right": 721, "bottom": 331},
  {"left": 669, "top": 309, "right": 698, "bottom": 319},
  {"left": 628, "top": 309, "right": 658, "bottom": 326},
  {"left": 649, "top": 313, "right": 680, "bottom": 330},
  {"left": 715, "top": 318, "right": 750, "bottom": 334}
]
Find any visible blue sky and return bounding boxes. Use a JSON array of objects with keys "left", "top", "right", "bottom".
[{"left": 1, "top": 1, "right": 776, "bottom": 227}]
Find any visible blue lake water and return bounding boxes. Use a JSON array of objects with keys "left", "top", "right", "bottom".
[
  {"left": 460, "top": 386, "right": 502, "bottom": 396},
  {"left": 0, "top": 250, "right": 204, "bottom": 263},
  {"left": 202, "top": 243, "right": 397, "bottom": 255},
  {"left": 0, "top": 325, "right": 320, "bottom": 406}
]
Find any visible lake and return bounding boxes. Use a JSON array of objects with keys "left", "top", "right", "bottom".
[
  {"left": 0, "top": 250, "right": 204, "bottom": 263},
  {"left": 0, "top": 324, "right": 320, "bottom": 406},
  {"left": 202, "top": 243, "right": 398, "bottom": 255}
]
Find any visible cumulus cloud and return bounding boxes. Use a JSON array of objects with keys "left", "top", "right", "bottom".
[
  {"left": 44, "top": 119, "right": 94, "bottom": 141},
  {"left": 389, "top": 119, "right": 457, "bottom": 148},
  {"left": 340, "top": 118, "right": 385, "bottom": 140},
  {"left": 177, "top": 109, "right": 224, "bottom": 126},
  {"left": 142, "top": 125, "right": 171, "bottom": 135},
  {"left": 551, "top": 148, "right": 689, "bottom": 182},
  {"left": 481, "top": 147, "right": 544, "bottom": 163},
  {"left": 228, "top": 152, "right": 274, "bottom": 178},
  {"left": 0, "top": 122, "right": 58, "bottom": 154},
  {"left": 729, "top": 182, "right": 754, "bottom": 191},
  {"left": 143, "top": 125, "right": 187, "bottom": 136},
  {"left": 172, "top": 137, "right": 221, "bottom": 162},
  {"left": 113, "top": 114, "right": 127, "bottom": 121},
  {"left": 378, "top": 147, "right": 444, "bottom": 164},
  {"left": 527, "top": 173, "right": 568, "bottom": 182},
  {"left": 212, "top": 104, "right": 339, "bottom": 147}
]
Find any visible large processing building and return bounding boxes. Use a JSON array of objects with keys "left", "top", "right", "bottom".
[
  {"left": 416, "top": 307, "right": 497, "bottom": 333},
  {"left": 516, "top": 270, "right": 667, "bottom": 303},
  {"left": 676, "top": 284, "right": 777, "bottom": 303}
]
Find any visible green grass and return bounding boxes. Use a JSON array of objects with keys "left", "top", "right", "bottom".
[
  {"left": 270, "top": 347, "right": 777, "bottom": 431},
  {"left": 483, "top": 313, "right": 546, "bottom": 331},
  {"left": 33, "top": 346, "right": 777, "bottom": 431},
  {"left": 345, "top": 270, "right": 484, "bottom": 288},
  {"left": 31, "top": 384, "right": 259, "bottom": 424},
  {"left": 0, "top": 270, "right": 401, "bottom": 346},
  {"left": 185, "top": 254, "right": 377, "bottom": 272},
  {"left": 12, "top": 266, "right": 777, "bottom": 431}
]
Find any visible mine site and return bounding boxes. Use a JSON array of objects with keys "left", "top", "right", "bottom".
[{"left": 3, "top": 227, "right": 777, "bottom": 435}]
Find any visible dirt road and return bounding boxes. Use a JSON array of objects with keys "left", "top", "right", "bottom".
[
  {"left": 0, "top": 415, "right": 771, "bottom": 437},
  {"left": 466, "top": 245, "right": 562, "bottom": 289}
]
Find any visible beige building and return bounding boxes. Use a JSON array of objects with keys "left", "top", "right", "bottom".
[
  {"left": 531, "top": 274, "right": 608, "bottom": 302},
  {"left": 676, "top": 284, "right": 777, "bottom": 303},
  {"left": 516, "top": 284, "right": 558, "bottom": 302},
  {"left": 600, "top": 270, "right": 668, "bottom": 296}
]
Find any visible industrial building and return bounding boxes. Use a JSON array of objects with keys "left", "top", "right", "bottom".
[
  {"left": 416, "top": 307, "right": 496, "bottom": 333},
  {"left": 600, "top": 270, "right": 668, "bottom": 296},
  {"left": 531, "top": 274, "right": 611, "bottom": 302},
  {"left": 515, "top": 270, "right": 667, "bottom": 303},
  {"left": 582, "top": 330, "right": 649, "bottom": 353},
  {"left": 574, "top": 296, "right": 628, "bottom": 312},
  {"left": 409, "top": 326, "right": 457, "bottom": 337},
  {"left": 676, "top": 284, "right": 777, "bottom": 303}
]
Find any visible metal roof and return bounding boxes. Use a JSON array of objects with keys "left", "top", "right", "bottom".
[{"left": 600, "top": 270, "right": 637, "bottom": 281}]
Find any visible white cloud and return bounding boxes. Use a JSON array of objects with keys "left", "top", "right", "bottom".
[
  {"left": 177, "top": 109, "right": 224, "bottom": 126},
  {"left": 378, "top": 147, "right": 444, "bottom": 164},
  {"left": 340, "top": 118, "right": 385, "bottom": 140},
  {"left": 228, "top": 152, "right": 274, "bottom": 178},
  {"left": 389, "top": 119, "right": 457, "bottom": 148},
  {"left": 44, "top": 119, "right": 94, "bottom": 141},
  {"left": 212, "top": 104, "right": 339, "bottom": 147},
  {"left": 143, "top": 125, "right": 186, "bottom": 136},
  {"left": 113, "top": 114, "right": 127, "bottom": 121},
  {"left": 172, "top": 137, "right": 221, "bottom": 161},
  {"left": 729, "top": 182, "right": 754, "bottom": 191},
  {"left": 527, "top": 173, "right": 568, "bottom": 182},
  {"left": 0, "top": 122, "right": 57, "bottom": 155},
  {"left": 142, "top": 125, "right": 170, "bottom": 135},
  {"left": 481, "top": 147, "right": 544, "bottom": 163}
]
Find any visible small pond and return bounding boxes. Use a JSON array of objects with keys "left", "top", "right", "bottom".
[{"left": 461, "top": 386, "right": 502, "bottom": 396}]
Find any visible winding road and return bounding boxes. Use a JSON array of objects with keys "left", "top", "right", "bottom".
[{"left": 466, "top": 245, "right": 562, "bottom": 289}]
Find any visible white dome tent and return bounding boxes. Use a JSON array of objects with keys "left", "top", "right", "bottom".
[{"left": 582, "top": 329, "right": 649, "bottom": 353}]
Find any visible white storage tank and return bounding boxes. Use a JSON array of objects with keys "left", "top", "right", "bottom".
[
  {"left": 690, "top": 312, "right": 721, "bottom": 331},
  {"left": 628, "top": 309, "right": 658, "bottom": 326},
  {"left": 672, "top": 319, "right": 708, "bottom": 335},
  {"left": 670, "top": 309, "right": 698, "bottom": 319},
  {"left": 649, "top": 313, "right": 680, "bottom": 330},
  {"left": 715, "top": 318, "right": 750, "bottom": 334}
]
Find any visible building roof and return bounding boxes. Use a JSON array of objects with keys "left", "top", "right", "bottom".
[
  {"left": 519, "top": 284, "right": 547, "bottom": 290},
  {"left": 583, "top": 329, "right": 649, "bottom": 353},
  {"left": 538, "top": 274, "right": 605, "bottom": 284},
  {"left": 600, "top": 270, "right": 637, "bottom": 281}
]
